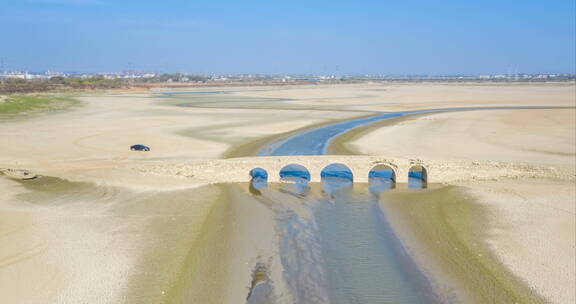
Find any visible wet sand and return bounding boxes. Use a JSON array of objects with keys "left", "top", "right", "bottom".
[{"left": 380, "top": 184, "right": 550, "bottom": 303}]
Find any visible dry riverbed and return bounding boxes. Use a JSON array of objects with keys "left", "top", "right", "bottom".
[{"left": 0, "top": 82, "right": 574, "bottom": 303}]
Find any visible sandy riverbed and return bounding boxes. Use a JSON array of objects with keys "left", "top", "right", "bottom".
[{"left": 0, "top": 82, "right": 575, "bottom": 303}]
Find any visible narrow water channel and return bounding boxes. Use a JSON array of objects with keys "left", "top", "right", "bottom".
[
  {"left": 314, "top": 180, "right": 434, "bottom": 303},
  {"left": 258, "top": 106, "right": 572, "bottom": 156}
]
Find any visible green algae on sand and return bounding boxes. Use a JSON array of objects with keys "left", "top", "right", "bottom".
[
  {"left": 0, "top": 95, "right": 80, "bottom": 118},
  {"left": 380, "top": 185, "right": 547, "bottom": 303}
]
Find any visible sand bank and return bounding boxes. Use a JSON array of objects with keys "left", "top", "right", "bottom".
[
  {"left": 0, "top": 92, "right": 365, "bottom": 171},
  {"left": 0, "top": 175, "right": 288, "bottom": 304},
  {"left": 381, "top": 178, "right": 575, "bottom": 303},
  {"left": 462, "top": 179, "right": 575, "bottom": 303},
  {"left": 231, "top": 82, "right": 575, "bottom": 112},
  {"left": 336, "top": 108, "right": 575, "bottom": 168},
  {"left": 0, "top": 176, "right": 223, "bottom": 303}
]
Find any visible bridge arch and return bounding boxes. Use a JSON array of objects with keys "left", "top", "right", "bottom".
[
  {"left": 320, "top": 163, "right": 354, "bottom": 181},
  {"left": 279, "top": 163, "right": 311, "bottom": 182},
  {"left": 249, "top": 168, "right": 268, "bottom": 194},
  {"left": 408, "top": 165, "right": 427, "bottom": 189},
  {"left": 249, "top": 168, "right": 268, "bottom": 180},
  {"left": 368, "top": 164, "right": 396, "bottom": 182},
  {"left": 321, "top": 163, "right": 354, "bottom": 193},
  {"left": 368, "top": 164, "right": 396, "bottom": 193}
]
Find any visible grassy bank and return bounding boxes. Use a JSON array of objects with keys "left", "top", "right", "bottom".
[{"left": 0, "top": 94, "right": 79, "bottom": 117}]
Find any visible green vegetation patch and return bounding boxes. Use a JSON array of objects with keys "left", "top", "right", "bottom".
[
  {"left": 47, "top": 76, "right": 123, "bottom": 89},
  {"left": 0, "top": 94, "right": 80, "bottom": 117}
]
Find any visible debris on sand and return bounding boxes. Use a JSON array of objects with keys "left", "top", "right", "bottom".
[{"left": 0, "top": 168, "right": 37, "bottom": 180}]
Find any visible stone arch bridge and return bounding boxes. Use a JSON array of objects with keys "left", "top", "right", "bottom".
[{"left": 141, "top": 155, "right": 430, "bottom": 184}]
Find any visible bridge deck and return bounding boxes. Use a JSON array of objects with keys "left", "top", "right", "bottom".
[{"left": 132, "top": 155, "right": 573, "bottom": 184}]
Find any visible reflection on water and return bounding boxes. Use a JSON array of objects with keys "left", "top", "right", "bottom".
[
  {"left": 280, "top": 164, "right": 311, "bottom": 181},
  {"left": 279, "top": 179, "right": 310, "bottom": 197},
  {"left": 322, "top": 176, "right": 353, "bottom": 194},
  {"left": 408, "top": 177, "right": 427, "bottom": 189},
  {"left": 246, "top": 263, "right": 276, "bottom": 304},
  {"left": 279, "top": 164, "right": 311, "bottom": 196},
  {"left": 249, "top": 177, "right": 267, "bottom": 195},
  {"left": 408, "top": 169, "right": 427, "bottom": 189},
  {"left": 249, "top": 168, "right": 269, "bottom": 194},
  {"left": 369, "top": 177, "right": 396, "bottom": 195},
  {"left": 369, "top": 166, "right": 396, "bottom": 195},
  {"left": 321, "top": 164, "right": 354, "bottom": 194}
]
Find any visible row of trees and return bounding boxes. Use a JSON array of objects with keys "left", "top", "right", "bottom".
[
  {"left": 0, "top": 79, "right": 52, "bottom": 94},
  {"left": 0, "top": 77, "right": 126, "bottom": 94},
  {"left": 47, "top": 76, "right": 124, "bottom": 89},
  {"left": 0, "top": 73, "right": 214, "bottom": 94}
]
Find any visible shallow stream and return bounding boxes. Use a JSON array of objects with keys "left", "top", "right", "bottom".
[{"left": 250, "top": 180, "right": 439, "bottom": 304}]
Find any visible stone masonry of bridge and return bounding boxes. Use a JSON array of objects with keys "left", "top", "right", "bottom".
[{"left": 132, "top": 155, "right": 574, "bottom": 185}]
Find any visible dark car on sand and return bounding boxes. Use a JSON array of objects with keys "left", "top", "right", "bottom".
[{"left": 130, "top": 144, "right": 150, "bottom": 151}]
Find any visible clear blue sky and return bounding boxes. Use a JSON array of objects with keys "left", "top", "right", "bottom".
[{"left": 1, "top": 0, "right": 574, "bottom": 74}]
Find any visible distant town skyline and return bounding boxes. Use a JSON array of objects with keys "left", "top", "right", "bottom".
[{"left": 1, "top": 0, "right": 575, "bottom": 75}]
